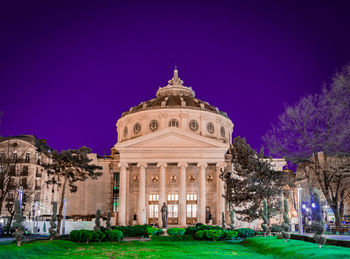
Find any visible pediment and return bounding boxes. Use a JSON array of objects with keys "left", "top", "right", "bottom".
[{"left": 116, "top": 128, "right": 228, "bottom": 149}]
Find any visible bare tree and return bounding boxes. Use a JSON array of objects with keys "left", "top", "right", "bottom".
[{"left": 263, "top": 63, "right": 350, "bottom": 227}]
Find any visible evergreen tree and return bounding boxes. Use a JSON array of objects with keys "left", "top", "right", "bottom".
[
  {"left": 12, "top": 200, "right": 24, "bottom": 246},
  {"left": 312, "top": 189, "right": 326, "bottom": 248},
  {"left": 94, "top": 209, "right": 101, "bottom": 231},
  {"left": 43, "top": 147, "right": 102, "bottom": 236},
  {"left": 49, "top": 202, "right": 57, "bottom": 240},
  {"left": 222, "top": 136, "right": 286, "bottom": 222},
  {"left": 261, "top": 199, "right": 269, "bottom": 237},
  {"left": 43, "top": 222, "right": 46, "bottom": 233},
  {"left": 106, "top": 212, "right": 111, "bottom": 230},
  {"left": 281, "top": 198, "right": 290, "bottom": 242}
]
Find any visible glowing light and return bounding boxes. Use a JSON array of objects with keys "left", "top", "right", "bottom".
[
  {"left": 302, "top": 204, "right": 306, "bottom": 210},
  {"left": 311, "top": 203, "right": 316, "bottom": 208}
]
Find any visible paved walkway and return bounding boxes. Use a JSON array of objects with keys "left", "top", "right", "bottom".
[{"left": 0, "top": 235, "right": 49, "bottom": 244}]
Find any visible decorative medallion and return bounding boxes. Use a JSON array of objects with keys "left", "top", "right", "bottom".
[
  {"left": 123, "top": 126, "right": 128, "bottom": 137},
  {"left": 207, "top": 122, "right": 215, "bottom": 134},
  {"left": 149, "top": 120, "right": 158, "bottom": 131},
  {"left": 220, "top": 126, "right": 225, "bottom": 137},
  {"left": 133, "top": 175, "right": 139, "bottom": 183},
  {"left": 134, "top": 123, "right": 141, "bottom": 134},
  {"left": 189, "top": 120, "right": 199, "bottom": 131},
  {"left": 207, "top": 175, "right": 214, "bottom": 182},
  {"left": 170, "top": 175, "right": 177, "bottom": 183},
  {"left": 151, "top": 176, "right": 159, "bottom": 183},
  {"left": 188, "top": 175, "right": 196, "bottom": 182}
]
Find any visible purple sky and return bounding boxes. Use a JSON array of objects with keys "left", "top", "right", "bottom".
[{"left": 1, "top": 0, "right": 350, "bottom": 156}]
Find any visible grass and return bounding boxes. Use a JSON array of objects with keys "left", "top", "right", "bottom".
[{"left": 0, "top": 236, "right": 349, "bottom": 258}]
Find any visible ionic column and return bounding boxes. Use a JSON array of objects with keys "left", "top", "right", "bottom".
[
  {"left": 117, "top": 162, "right": 128, "bottom": 226},
  {"left": 216, "top": 162, "right": 227, "bottom": 226},
  {"left": 157, "top": 162, "right": 167, "bottom": 226},
  {"left": 177, "top": 162, "right": 188, "bottom": 226},
  {"left": 197, "top": 162, "right": 208, "bottom": 224},
  {"left": 137, "top": 162, "right": 147, "bottom": 224}
]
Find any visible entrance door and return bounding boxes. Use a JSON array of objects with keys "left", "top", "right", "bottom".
[
  {"left": 186, "top": 193, "right": 197, "bottom": 224},
  {"left": 167, "top": 193, "right": 178, "bottom": 225},
  {"left": 148, "top": 194, "right": 159, "bottom": 224}
]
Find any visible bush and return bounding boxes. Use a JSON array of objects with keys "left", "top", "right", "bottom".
[
  {"left": 195, "top": 230, "right": 205, "bottom": 240},
  {"left": 104, "top": 229, "right": 123, "bottom": 241},
  {"left": 235, "top": 228, "right": 255, "bottom": 239},
  {"left": 270, "top": 225, "right": 282, "bottom": 233},
  {"left": 185, "top": 226, "right": 198, "bottom": 236},
  {"left": 112, "top": 225, "right": 148, "bottom": 237},
  {"left": 204, "top": 230, "right": 224, "bottom": 241},
  {"left": 224, "top": 230, "right": 238, "bottom": 240},
  {"left": 92, "top": 230, "right": 105, "bottom": 242},
  {"left": 152, "top": 235, "right": 193, "bottom": 241},
  {"left": 146, "top": 226, "right": 163, "bottom": 237},
  {"left": 167, "top": 228, "right": 186, "bottom": 236}
]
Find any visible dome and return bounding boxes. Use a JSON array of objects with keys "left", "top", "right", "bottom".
[{"left": 121, "top": 69, "right": 228, "bottom": 118}]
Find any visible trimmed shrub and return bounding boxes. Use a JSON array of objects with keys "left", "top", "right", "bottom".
[
  {"left": 105, "top": 229, "right": 123, "bottom": 241},
  {"left": 185, "top": 226, "right": 198, "bottom": 236},
  {"left": 167, "top": 228, "right": 186, "bottom": 236},
  {"left": 235, "top": 228, "right": 255, "bottom": 239},
  {"left": 224, "top": 230, "right": 238, "bottom": 240},
  {"left": 146, "top": 226, "right": 163, "bottom": 237},
  {"left": 195, "top": 230, "right": 205, "bottom": 240},
  {"left": 112, "top": 225, "right": 148, "bottom": 237},
  {"left": 152, "top": 235, "right": 193, "bottom": 241},
  {"left": 204, "top": 230, "right": 224, "bottom": 241},
  {"left": 270, "top": 225, "right": 282, "bottom": 233}
]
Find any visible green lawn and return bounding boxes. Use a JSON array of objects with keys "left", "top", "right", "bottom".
[{"left": 0, "top": 237, "right": 349, "bottom": 258}]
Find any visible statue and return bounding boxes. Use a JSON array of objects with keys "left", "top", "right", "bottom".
[
  {"left": 161, "top": 202, "right": 168, "bottom": 228},
  {"left": 222, "top": 212, "right": 226, "bottom": 229}
]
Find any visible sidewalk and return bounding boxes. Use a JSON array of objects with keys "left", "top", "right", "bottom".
[{"left": 0, "top": 234, "right": 49, "bottom": 244}]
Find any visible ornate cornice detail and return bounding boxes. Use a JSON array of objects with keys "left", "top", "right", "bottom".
[{"left": 156, "top": 69, "right": 195, "bottom": 97}]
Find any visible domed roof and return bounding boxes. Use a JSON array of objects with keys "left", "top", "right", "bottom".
[{"left": 121, "top": 69, "right": 228, "bottom": 118}]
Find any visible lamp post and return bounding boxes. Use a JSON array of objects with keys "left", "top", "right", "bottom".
[
  {"left": 297, "top": 184, "right": 303, "bottom": 235},
  {"left": 62, "top": 198, "right": 67, "bottom": 235},
  {"left": 17, "top": 186, "right": 23, "bottom": 211}
]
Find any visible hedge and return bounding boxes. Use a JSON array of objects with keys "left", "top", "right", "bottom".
[
  {"left": 70, "top": 229, "right": 123, "bottom": 243},
  {"left": 152, "top": 235, "right": 193, "bottom": 241},
  {"left": 146, "top": 226, "right": 163, "bottom": 237},
  {"left": 112, "top": 225, "right": 148, "bottom": 237},
  {"left": 235, "top": 228, "right": 255, "bottom": 239},
  {"left": 167, "top": 228, "right": 186, "bottom": 236},
  {"left": 223, "top": 230, "right": 238, "bottom": 240}
]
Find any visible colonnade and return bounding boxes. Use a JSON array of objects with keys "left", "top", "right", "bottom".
[{"left": 117, "top": 161, "right": 226, "bottom": 226}]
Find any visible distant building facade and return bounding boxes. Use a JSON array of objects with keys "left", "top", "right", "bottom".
[
  {"left": 1, "top": 70, "right": 286, "bottom": 228},
  {"left": 0, "top": 135, "right": 59, "bottom": 224}
]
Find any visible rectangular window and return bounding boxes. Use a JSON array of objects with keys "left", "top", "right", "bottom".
[
  {"left": 10, "top": 166, "right": 16, "bottom": 176},
  {"left": 22, "top": 166, "right": 28, "bottom": 176},
  {"left": 25, "top": 153, "right": 30, "bottom": 162}
]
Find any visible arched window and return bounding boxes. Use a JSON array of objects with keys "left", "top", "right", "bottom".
[{"left": 168, "top": 119, "right": 179, "bottom": 127}]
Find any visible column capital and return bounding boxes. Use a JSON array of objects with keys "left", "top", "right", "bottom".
[
  {"left": 118, "top": 162, "right": 128, "bottom": 168},
  {"left": 157, "top": 162, "right": 168, "bottom": 168},
  {"left": 216, "top": 162, "right": 227, "bottom": 170},
  {"left": 197, "top": 162, "right": 208, "bottom": 169},
  {"left": 177, "top": 162, "right": 188, "bottom": 168},
  {"left": 137, "top": 162, "right": 147, "bottom": 168}
]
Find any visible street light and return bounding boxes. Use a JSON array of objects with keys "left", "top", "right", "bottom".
[
  {"left": 297, "top": 184, "right": 303, "bottom": 235},
  {"left": 17, "top": 186, "right": 23, "bottom": 211},
  {"left": 62, "top": 198, "right": 67, "bottom": 235}
]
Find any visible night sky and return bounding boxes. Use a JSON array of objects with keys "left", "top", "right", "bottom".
[{"left": 1, "top": 0, "right": 350, "bottom": 156}]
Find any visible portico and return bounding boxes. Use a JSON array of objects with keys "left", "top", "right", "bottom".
[{"left": 115, "top": 127, "right": 230, "bottom": 226}]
